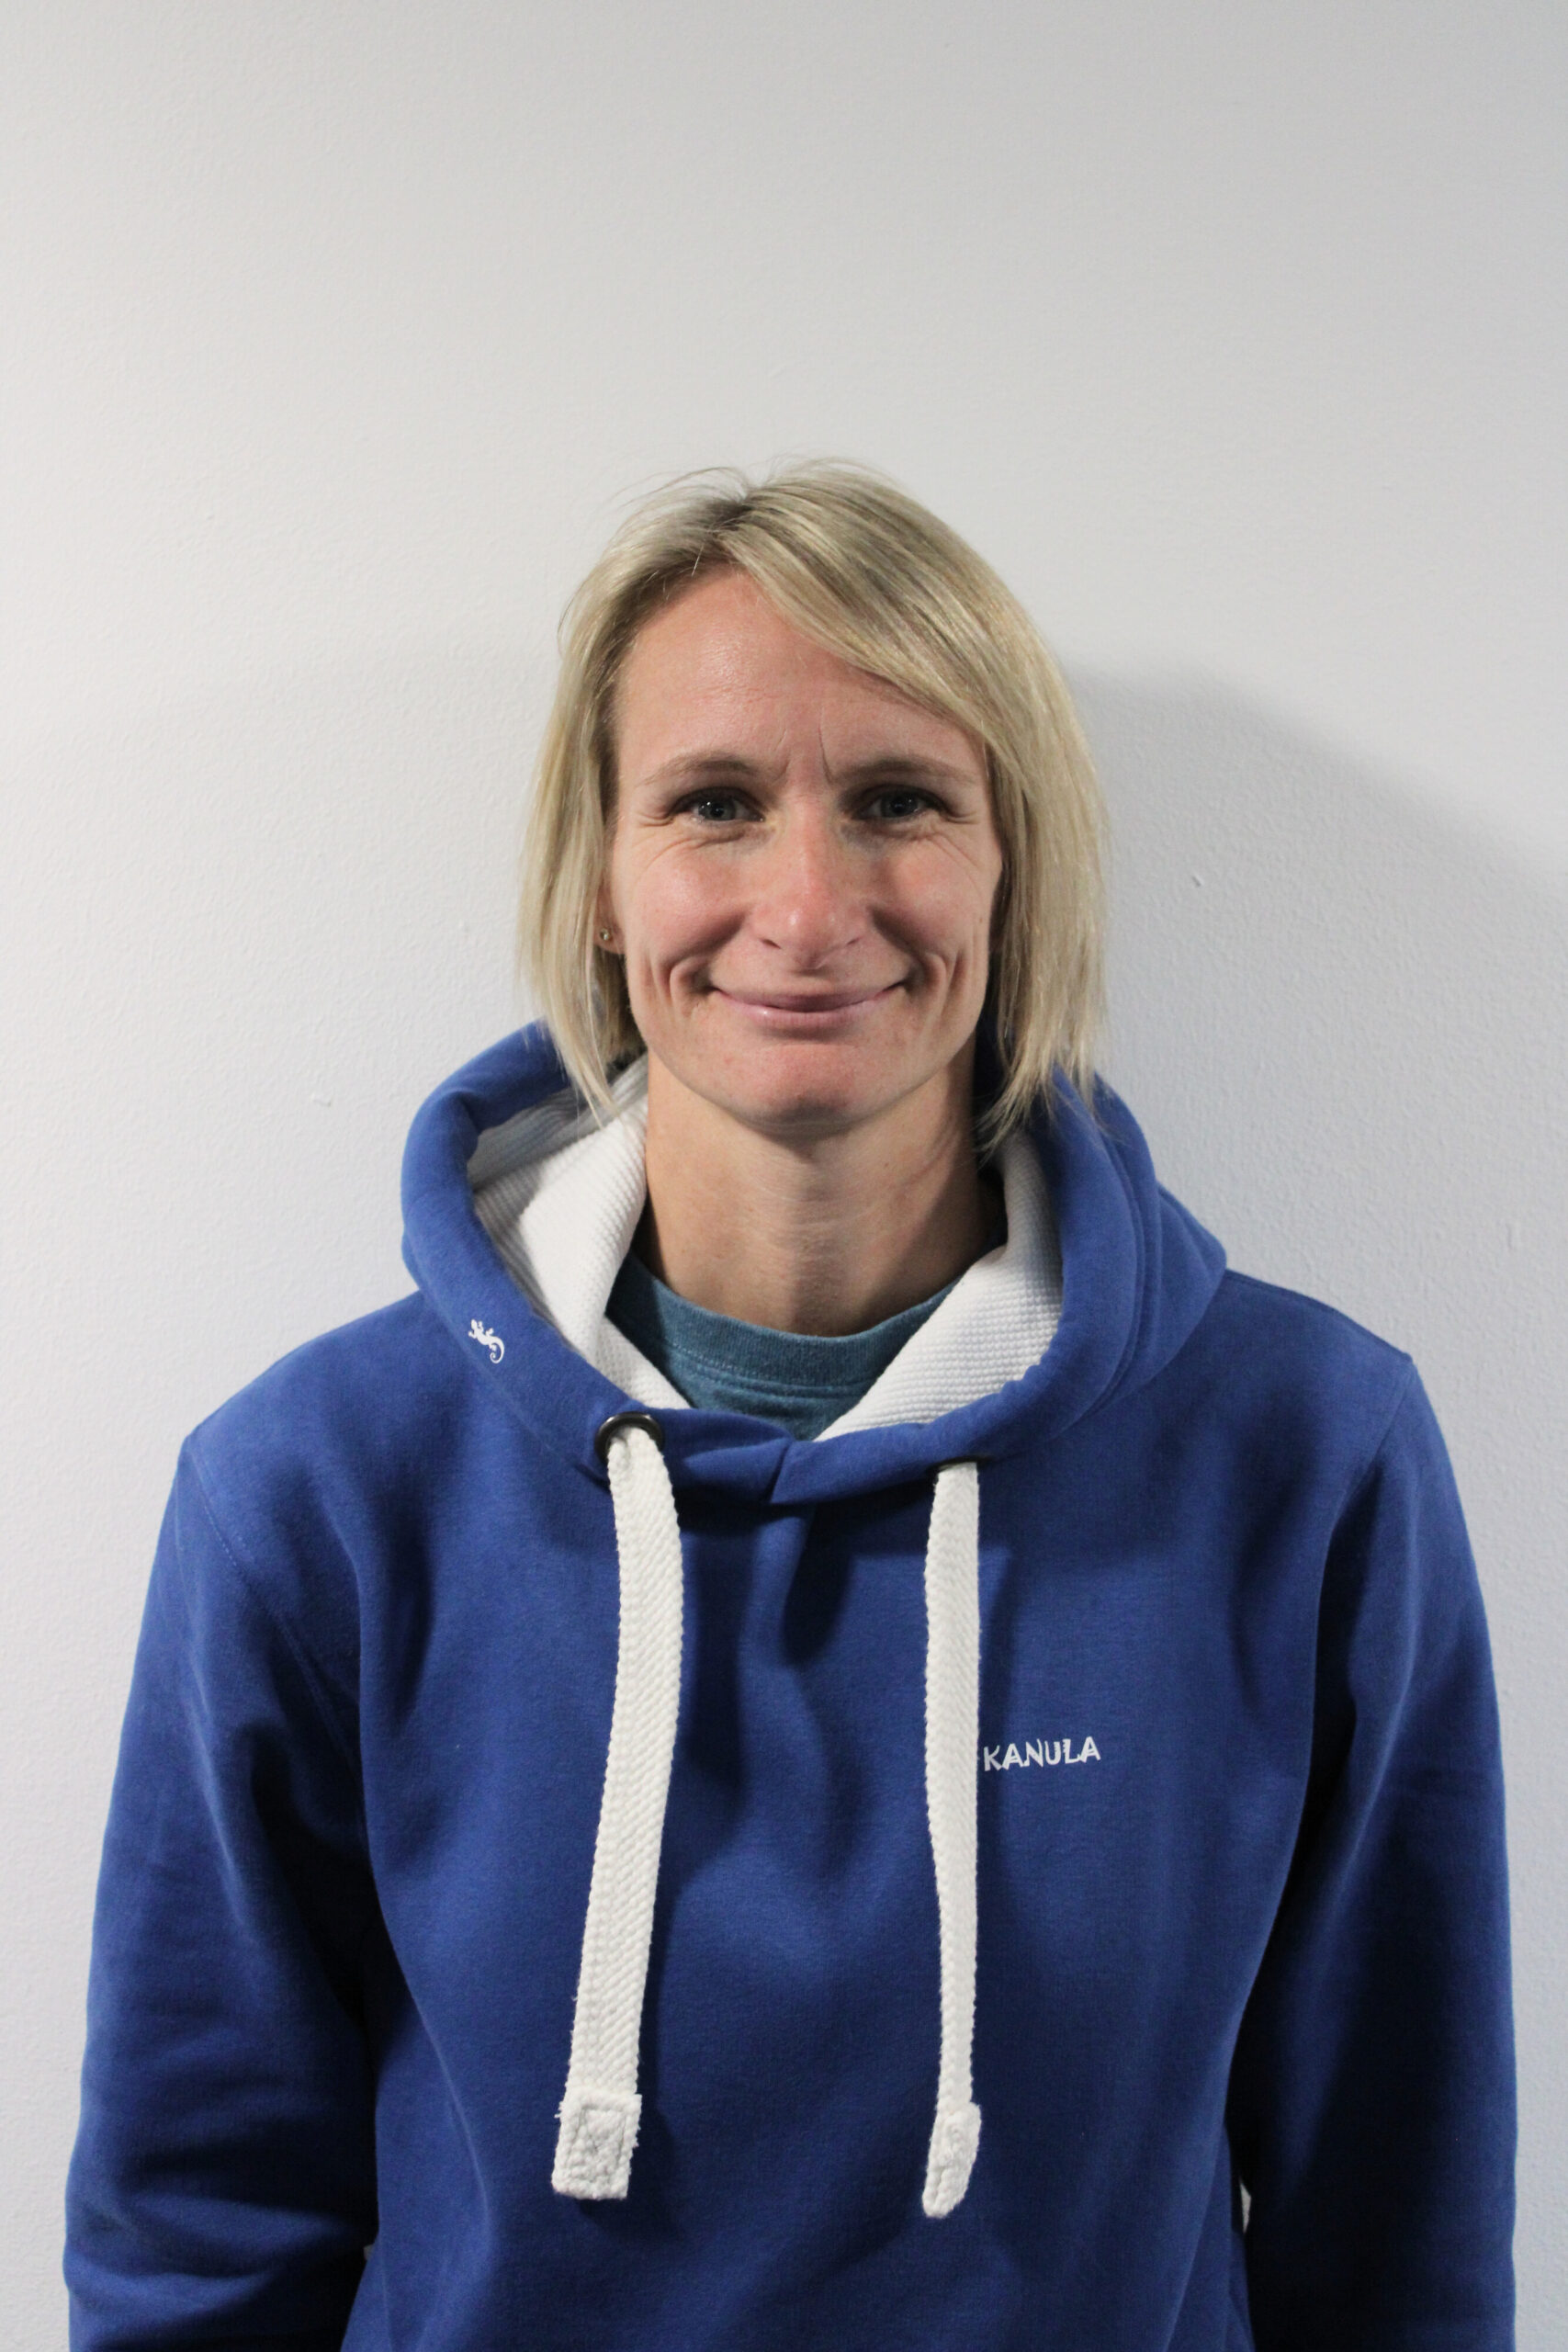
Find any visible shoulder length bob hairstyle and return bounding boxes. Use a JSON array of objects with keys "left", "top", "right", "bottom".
[{"left": 519, "top": 462, "right": 1105, "bottom": 1146}]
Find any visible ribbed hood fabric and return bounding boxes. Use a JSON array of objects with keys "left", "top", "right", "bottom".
[
  {"left": 67, "top": 1022, "right": 1516, "bottom": 2352},
  {"left": 402, "top": 1028, "right": 1226, "bottom": 1502},
  {"left": 464, "top": 1053, "right": 1067, "bottom": 1442}
]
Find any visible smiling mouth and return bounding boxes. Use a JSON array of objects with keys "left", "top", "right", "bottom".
[{"left": 712, "top": 984, "right": 901, "bottom": 1025}]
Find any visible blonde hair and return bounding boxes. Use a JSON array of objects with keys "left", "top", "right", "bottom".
[{"left": 519, "top": 461, "right": 1104, "bottom": 1143}]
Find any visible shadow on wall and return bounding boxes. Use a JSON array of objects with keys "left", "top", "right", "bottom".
[
  {"left": 1077, "top": 669, "right": 1567, "bottom": 2329},
  {"left": 1080, "top": 666, "right": 1567, "bottom": 1553},
  {"left": 1081, "top": 668, "right": 1568, "bottom": 2314},
  {"left": 1078, "top": 673, "right": 1566, "bottom": 1409}
]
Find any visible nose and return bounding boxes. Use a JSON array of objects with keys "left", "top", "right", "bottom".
[{"left": 750, "top": 801, "right": 865, "bottom": 965}]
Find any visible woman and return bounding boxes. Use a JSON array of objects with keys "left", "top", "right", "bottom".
[{"left": 67, "top": 467, "right": 1515, "bottom": 2348}]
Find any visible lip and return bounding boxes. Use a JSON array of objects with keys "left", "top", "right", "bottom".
[{"left": 712, "top": 984, "right": 899, "bottom": 1027}]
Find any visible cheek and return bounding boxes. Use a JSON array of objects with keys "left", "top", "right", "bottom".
[
  {"left": 614, "top": 850, "right": 739, "bottom": 972},
  {"left": 916, "top": 854, "right": 1001, "bottom": 967},
  {"left": 971, "top": 841, "right": 1006, "bottom": 963},
  {"left": 933, "top": 864, "right": 1002, "bottom": 1019}
]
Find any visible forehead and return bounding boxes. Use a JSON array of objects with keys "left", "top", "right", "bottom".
[{"left": 614, "top": 568, "right": 983, "bottom": 775}]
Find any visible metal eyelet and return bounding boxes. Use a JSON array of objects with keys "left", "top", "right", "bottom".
[{"left": 593, "top": 1410, "right": 665, "bottom": 1465}]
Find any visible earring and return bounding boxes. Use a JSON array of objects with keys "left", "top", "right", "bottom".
[{"left": 598, "top": 928, "right": 615, "bottom": 944}]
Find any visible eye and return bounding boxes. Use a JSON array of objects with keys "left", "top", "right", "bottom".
[
  {"left": 863, "top": 786, "right": 938, "bottom": 823},
  {"left": 677, "top": 789, "right": 756, "bottom": 824}
]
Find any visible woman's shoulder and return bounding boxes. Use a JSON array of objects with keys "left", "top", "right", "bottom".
[
  {"left": 1208, "top": 1264, "right": 1412, "bottom": 1375},
  {"left": 1190, "top": 1264, "right": 1429, "bottom": 1486},
  {"left": 187, "top": 1291, "right": 468, "bottom": 1487},
  {"left": 173, "top": 1292, "right": 494, "bottom": 1663}
]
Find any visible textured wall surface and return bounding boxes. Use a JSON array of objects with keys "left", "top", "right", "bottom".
[{"left": 4, "top": 6, "right": 1563, "bottom": 2344}]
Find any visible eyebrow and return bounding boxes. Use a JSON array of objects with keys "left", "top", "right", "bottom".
[{"left": 632, "top": 751, "right": 982, "bottom": 792}]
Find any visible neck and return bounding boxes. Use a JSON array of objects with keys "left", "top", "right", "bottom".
[{"left": 637, "top": 1050, "right": 997, "bottom": 1336}]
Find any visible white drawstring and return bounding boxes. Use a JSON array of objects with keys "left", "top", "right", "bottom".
[
  {"left": 555, "top": 1422, "right": 984, "bottom": 2218},
  {"left": 921, "top": 1460, "right": 984, "bottom": 2215},
  {"left": 552, "top": 1420, "right": 683, "bottom": 2199}
]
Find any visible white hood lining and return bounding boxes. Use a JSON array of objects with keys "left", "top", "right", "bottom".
[{"left": 470, "top": 1057, "right": 1062, "bottom": 1435}]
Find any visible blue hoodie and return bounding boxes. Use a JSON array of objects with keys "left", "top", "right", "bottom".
[{"left": 66, "top": 1026, "right": 1515, "bottom": 2350}]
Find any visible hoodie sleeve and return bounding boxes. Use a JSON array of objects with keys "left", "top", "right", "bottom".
[
  {"left": 1226, "top": 1369, "right": 1516, "bottom": 2352},
  {"left": 66, "top": 1443, "right": 379, "bottom": 2351}
]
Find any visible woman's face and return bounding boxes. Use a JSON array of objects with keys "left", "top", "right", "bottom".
[{"left": 601, "top": 568, "right": 1003, "bottom": 1143}]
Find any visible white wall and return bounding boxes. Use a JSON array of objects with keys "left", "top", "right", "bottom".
[{"left": 3, "top": 5, "right": 1562, "bottom": 2340}]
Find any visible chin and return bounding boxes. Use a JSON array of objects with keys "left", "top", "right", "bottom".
[
  {"left": 732, "top": 1088, "right": 883, "bottom": 1139},
  {"left": 704, "top": 1048, "right": 919, "bottom": 1139},
  {"left": 646, "top": 1013, "right": 970, "bottom": 1140}
]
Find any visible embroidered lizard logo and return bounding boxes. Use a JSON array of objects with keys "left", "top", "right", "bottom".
[{"left": 468, "top": 1317, "right": 504, "bottom": 1364}]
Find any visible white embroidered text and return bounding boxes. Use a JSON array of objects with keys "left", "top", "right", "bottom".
[{"left": 984, "top": 1737, "right": 1100, "bottom": 1770}]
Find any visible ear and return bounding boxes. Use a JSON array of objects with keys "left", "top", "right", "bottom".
[{"left": 592, "top": 876, "right": 620, "bottom": 954}]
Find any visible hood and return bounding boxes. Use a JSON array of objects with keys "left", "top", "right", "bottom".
[
  {"left": 400, "top": 1023, "right": 1227, "bottom": 2214},
  {"left": 400, "top": 1023, "right": 1225, "bottom": 1508}
]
